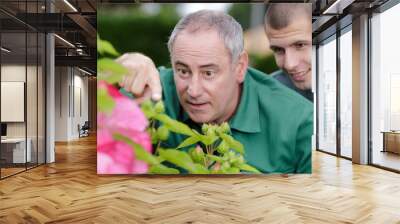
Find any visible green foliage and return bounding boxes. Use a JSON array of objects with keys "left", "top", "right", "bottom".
[
  {"left": 97, "top": 58, "right": 128, "bottom": 84},
  {"left": 97, "top": 88, "right": 115, "bottom": 114},
  {"left": 228, "top": 4, "right": 252, "bottom": 30},
  {"left": 159, "top": 148, "right": 208, "bottom": 174},
  {"left": 249, "top": 53, "right": 279, "bottom": 75},
  {"left": 97, "top": 34, "right": 120, "bottom": 57},
  {"left": 149, "top": 164, "right": 180, "bottom": 174},
  {"left": 97, "top": 35, "right": 127, "bottom": 114},
  {"left": 98, "top": 5, "right": 179, "bottom": 67},
  {"left": 142, "top": 100, "right": 261, "bottom": 174},
  {"left": 176, "top": 135, "right": 201, "bottom": 149},
  {"left": 156, "top": 126, "right": 169, "bottom": 141},
  {"left": 219, "top": 133, "right": 244, "bottom": 155},
  {"left": 153, "top": 114, "right": 196, "bottom": 137}
]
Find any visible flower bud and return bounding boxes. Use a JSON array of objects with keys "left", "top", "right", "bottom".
[
  {"left": 206, "top": 127, "right": 216, "bottom": 137},
  {"left": 217, "top": 141, "right": 228, "bottom": 154},
  {"left": 221, "top": 161, "right": 231, "bottom": 170},
  {"left": 189, "top": 145, "right": 205, "bottom": 163},
  {"left": 221, "top": 122, "right": 230, "bottom": 133},
  {"left": 232, "top": 155, "right": 245, "bottom": 167},
  {"left": 156, "top": 125, "right": 169, "bottom": 141},
  {"left": 202, "top": 124, "right": 209, "bottom": 134},
  {"left": 140, "top": 100, "right": 154, "bottom": 118},
  {"left": 141, "top": 99, "right": 153, "bottom": 111},
  {"left": 154, "top": 101, "right": 165, "bottom": 113}
]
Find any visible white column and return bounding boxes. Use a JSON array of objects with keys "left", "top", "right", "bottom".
[
  {"left": 46, "top": 1, "right": 55, "bottom": 163},
  {"left": 352, "top": 14, "right": 369, "bottom": 164}
]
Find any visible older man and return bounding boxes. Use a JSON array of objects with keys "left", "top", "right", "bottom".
[
  {"left": 264, "top": 3, "right": 313, "bottom": 102},
  {"left": 117, "top": 10, "right": 313, "bottom": 173}
]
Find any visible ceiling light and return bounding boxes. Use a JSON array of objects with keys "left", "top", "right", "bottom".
[
  {"left": 54, "top": 34, "right": 75, "bottom": 48},
  {"left": 1, "top": 47, "right": 11, "bottom": 53},
  {"left": 78, "top": 67, "right": 92, "bottom": 76},
  {"left": 63, "top": 0, "right": 78, "bottom": 12},
  {"left": 323, "top": 0, "right": 355, "bottom": 15}
]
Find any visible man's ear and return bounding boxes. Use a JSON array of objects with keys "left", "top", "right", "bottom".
[{"left": 235, "top": 51, "right": 249, "bottom": 83}]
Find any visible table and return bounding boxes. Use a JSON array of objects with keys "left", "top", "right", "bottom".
[
  {"left": 1, "top": 138, "right": 31, "bottom": 163},
  {"left": 381, "top": 131, "right": 400, "bottom": 154}
]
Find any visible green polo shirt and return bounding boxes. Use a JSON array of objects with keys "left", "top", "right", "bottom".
[
  {"left": 271, "top": 70, "right": 314, "bottom": 102},
  {"left": 156, "top": 67, "right": 313, "bottom": 174}
]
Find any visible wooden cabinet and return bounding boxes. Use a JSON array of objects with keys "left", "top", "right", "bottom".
[{"left": 382, "top": 132, "right": 400, "bottom": 154}]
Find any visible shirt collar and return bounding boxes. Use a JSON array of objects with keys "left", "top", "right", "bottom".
[
  {"left": 229, "top": 73, "right": 261, "bottom": 133},
  {"left": 181, "top": 71, "right": 261, "bottom": 133}
]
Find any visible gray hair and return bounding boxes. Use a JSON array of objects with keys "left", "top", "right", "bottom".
[{"left": 167, "top": 10, "right": 244, "bottom": 63}]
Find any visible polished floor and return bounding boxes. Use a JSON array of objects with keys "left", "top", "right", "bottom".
[
  {"left": 0, "top": 135, "right": 400, "bottom": 223},
  {"left": 372, "top": 150, "right": 400, "bottom": 171}
]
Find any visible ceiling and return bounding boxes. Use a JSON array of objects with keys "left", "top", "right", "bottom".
[
  {"left": 0, "top": 0, "right": 96, "bottom": 74},
  {"left": 311, "top": 0, "right": 390, "bottom": 43}
]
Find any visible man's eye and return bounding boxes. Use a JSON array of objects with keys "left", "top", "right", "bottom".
[
  {"left": 273, "top": 48, "right": 284, "bottom": 55},
  {"left": 177, "top": 68, "right": 190, "bottom": 77},
  {"left": 203, "top": 71, "right": 215, "bottom": 78},
  {"left": 295, "top": 43, "right": 306, "bottom": 49}
]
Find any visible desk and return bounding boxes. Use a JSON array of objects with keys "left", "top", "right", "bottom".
[
  {"left": 1, "top": 138, "right": 31, "bottom": 163},
  {"left": 382, "top": 131, "right": 400, "bottom": 154}
]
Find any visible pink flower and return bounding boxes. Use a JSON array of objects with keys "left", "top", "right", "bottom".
[{"left": 97, "top": 81, "right": 152, "bottom": 174}]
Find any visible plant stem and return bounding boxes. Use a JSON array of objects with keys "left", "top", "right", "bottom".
[{"left": 155, "top": 141, "right": 161, "bottom": 155}]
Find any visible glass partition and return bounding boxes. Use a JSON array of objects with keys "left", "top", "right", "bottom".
[
  {"left": 0, "top": 1, "right": 46, "bottom": 179},
  {"left": 1, "top": 30, "right": 28, "bottom": 178}
]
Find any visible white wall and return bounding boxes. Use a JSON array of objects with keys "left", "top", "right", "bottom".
[
  {"left": 54, "top": 67, "right": 89, "bottom": 141},
  {"left": 55, "top": 66, "right": 69, "bottom": 141}
]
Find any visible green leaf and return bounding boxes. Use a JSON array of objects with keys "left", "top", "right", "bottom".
[
  {"left": 189, "top": 147, "right": 205, "bottom": 164},
  {"left": 199, "top": 135, "right": 218, "bottom": 146},
  {"left": 140, "top": 101, "right": 155, "bottom": 119},
  {"left": 154, "top": 101, "right": 165, "bottom": 113},
  {"left": 206, "top": 154, "right": 224, "bottom": 163},
  {"left": 98, "top": 58, "right": 128, "bottom": 84},
  {"left": 219, "top": 133, "right": 244, "bottom": 155},
  {"left": 216, "top": 140, "right": 229, "bottom": 154},
  {"left": 176, "top": 135, "right": 200, "bottom": 149},
  {"left": 97, "top": 36, "right": 120, "bottom": 56},
  {"left": 158, "top": 149, "right": 207, "bottom": 174},
  {"left": 97, "top": 88, "right": 115, "bottom": 113},
  {"left": 224, "top": 167, "right": 240, "bottom": 174},
  {"left": 154, "top": 114, "right": 195, "bottom": 136},
  {"left": 113, "top": 133, "right": 159, "bottom": 165},
  {"left": 239, "top": 163, "right": 261, "bottom": 174},
  {"left": 192, "top": 164, "right": 209, "bottom": 174},
  {"left": 149, "top": 164, "right": 180, "bottom": 174}
]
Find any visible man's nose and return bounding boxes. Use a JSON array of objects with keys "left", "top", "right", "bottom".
[
  {"left": 283, "top": 51, "right": 300, "bottom": 71},
  {"left": 187, "top": 74, "right": 202, "bottom": 98}
]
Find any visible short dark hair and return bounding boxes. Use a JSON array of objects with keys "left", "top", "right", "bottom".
[{"left": 264, "top": 3, "right": 311, "bottom": 30}]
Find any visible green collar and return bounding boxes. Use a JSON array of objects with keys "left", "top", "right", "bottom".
[{"left": 181, "top": 72, "right": 261, "bottom": 133}]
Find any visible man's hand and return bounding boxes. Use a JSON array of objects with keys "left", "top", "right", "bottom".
[{"left": 116, "top": 53, "right": 162, "bottom": 103}]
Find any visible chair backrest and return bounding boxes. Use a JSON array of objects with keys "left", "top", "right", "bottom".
[{"left": 82, "top": 121, "right": 90, "bottom": 129}]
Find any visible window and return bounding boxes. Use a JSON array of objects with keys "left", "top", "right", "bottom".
[
  {"left": 339, "top": 28, "right": 352, "bottom": 158},
  {"left": 317, "top": 36, "right": 337, "bottom": 154},
  {"left": 371, "top": 2, "right": 400, "bottom": 171}
]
